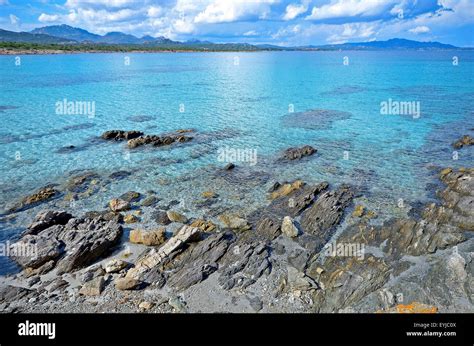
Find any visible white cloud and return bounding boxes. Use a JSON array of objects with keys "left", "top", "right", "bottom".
[
  {"left": 194, "top": 0, "right": 277, "bottom": 24},
  {"left": 409, "top": 25, "right": 430, "bottom": 34},
  {"left": 9, "top": 14, "right": 19, "bottom": 25},
  {"left": 307, "top": 0, "right": 396, "bottom": 21},
  {"left": 243, "top": 30, "right": 258, "bottom": 36},
  {"left": 38, "top": 13, "right": 60, "bottom": 23},
  {"left": 283, "top": 1, "right": 309, "bottom": 21},
  {"left": 146, "top": 6, "right": 162, "bottom": 18},
  {"left": 326, "top": 22, "right": 379, "bottom": 43},
  {"left": 65, "top": 0, "right": 137, "bottom": 9}
]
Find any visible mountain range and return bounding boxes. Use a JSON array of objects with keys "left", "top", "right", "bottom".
[{"left": 0, "top": 24, "right": 465, "bottom": 50}]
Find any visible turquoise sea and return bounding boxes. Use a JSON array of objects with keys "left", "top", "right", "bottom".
[{"left": 0, "top": 50, "right": 473, "bottom": 274}]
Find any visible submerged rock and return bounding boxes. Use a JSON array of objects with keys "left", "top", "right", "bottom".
[
  {"left": 101, "top": 130, "right": 143, "bottom": 141},
  {"left": 452, "top": 135, "right": 474, "bottom": 149},
  {"left": 9, "top": 186, "right": 59, "bottom": 213},
  {"left": 166, "top": 210, "right": 188, "bottom": 224},
  {"left": 109, "top": 198, "right": 130, "bottom": 212},
  {"left": 281, "top": 145, "right": 316, "bottom": 161}
]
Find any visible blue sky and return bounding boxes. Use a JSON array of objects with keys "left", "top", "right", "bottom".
[{"left": 1, "top": 0, "right": 473, "bottom": 46}]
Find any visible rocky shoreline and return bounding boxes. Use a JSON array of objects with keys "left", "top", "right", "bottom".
[{"left": 0, "top": 132, "right": 473, "bottom": 313}]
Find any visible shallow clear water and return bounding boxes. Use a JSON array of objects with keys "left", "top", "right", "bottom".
[{"left": 0, "top": 51, "right": 473, "bottom": 274}]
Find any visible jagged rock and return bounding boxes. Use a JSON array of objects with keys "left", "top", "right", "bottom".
[
  {"left": 281, "top": 145, "right": 316, "bottom": 161},
  {"left": 129, "top": 229, "right": 166, "bottom": 246},
  {"left": 300, "top": 184, "right": 354, "bottom": 243},
  {"left": 101, "top": 130, "right": 143, "bottom": 141},
  {"left": 166, "top": 231, "right": 234, "bottom": 290},
  {"left": 218, "top": 241, "right": 271, "bottom": 290},
  {"left": 287, "top": 266, "right": 318, "bottom": 291},
  {"left": 127, "top": 134, "right": 192, "bottom": 149},
  {"left": 269, "top": 180, "right": 304, "bottom": 200},
  {"left": 312, "top": 256, "right": 391, "bottom": 312},
  {"left": 26, "top": 210, "right": 73, "bottom": 235},
  {"left": 119, "top": 191, "right": 141, "bottom": 202},
  {"left": 0, "top": 286, "right": 33, "bottom": 304},
  {"left": 11, "top": 215, "right": 123, "bottom": 274},
  {"left": 255, "top": 217, "right": 281, "bottom": 240},
  {"left": 10, "top": 234, "right": 63, "bottom": 269},
  {"left": 55, "top": 217, "right": 123, "bottom": 273},
  {"left": 287, "top": 249, "right": 311, "bottom": 272},
  {"left": 154, "top": 210, "right": 171, "bottom": 225},
  {"left": 79, "top": 276, "right": 104, "bottom": 296},
  {"left": 166, "top": 210, "right": 188, "bottom": 223},
  {"left": 109, "top": 199, "right": 130, "bottom": 212},
  {"left": 452, "top": 135, "right": 474, "bottom": 149},
  {"left": 125, "top": 226, "right": 201, "bottom": 282},
  {"left": 104, "top": 259, "right": 128, "bottom": 273},
  {"left": 281, "top": 216, "right": 299, "bottom": 238},
  {"left": 9, "top": 186, "right": 58, "bottom": 212}
]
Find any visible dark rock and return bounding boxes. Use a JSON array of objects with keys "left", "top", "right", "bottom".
[
  {"left": 167, "top": 232, "right": 234, "bottom": 291},
  {"left": 101, "top": 130, "right": 143, "bottom": 141},
  {"left": 65, "top": 172, "right": 100, "bottom": 194},
  {"left": 452, "top": 135, "right": 474, "bottom": 149},
  {"left": 141, "top": 196, "right": 159, "bottom": 207},
  {"left": 218, "top": 241, "right": 271, "bottom": 290},
  {"left": 281, "top": 145, "right": 316, "bottom": 161},
  {"left": 26, "top": 210, "right": 73, "bottom": 235},
  {"left": 255, "top": 217, "right": 281, "bottom": 241},
  {"left": 300, "top": 184, "right": 354, "bottom": 244},
  {"left": 153, "top": 210, "right": 171, "bottom": 225},
  {"left": 224, "top": 163, "right": 235, "bottom": 170},
  {"left": 119, "top": 191, "right": 141, "bottom": 202},
  {"left": 9, "top": 186, "right": 59, "bottom": 213},
  {"left": 109, "top": 170, "right": 132, "bottom": 180},
  {"left": 287, "top": 249, "right": 311, "bottom": 272}
]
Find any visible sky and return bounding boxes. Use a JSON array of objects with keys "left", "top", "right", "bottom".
[{"left": 0, "top": 0, "right": 473, "bottom": 47}]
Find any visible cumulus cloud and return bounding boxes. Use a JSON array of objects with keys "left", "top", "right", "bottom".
[
  {"left": 283, "top": 1, "right": 310, "bottom": 21},
  {"left": 306, "top": 0, "right": 396, "bottom": 21},
  {"left": 409, "top": 25, "right": 430, "bottom": 34},
  {"left": 38, "top": 13, "right": 60, "bottom": 23},
  {"left": 194, "top": 0, "right": 277, "bottom": 24},
  {"left": 9, "top": 14, "right": 19, "bottom": 25},
  {"left": 326, "top": 22, "right": 379, "bottom": 44}
]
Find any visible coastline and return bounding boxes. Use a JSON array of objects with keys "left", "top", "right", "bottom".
[{"left": 1, "top": 129, "right": 473, "bottom": 313}]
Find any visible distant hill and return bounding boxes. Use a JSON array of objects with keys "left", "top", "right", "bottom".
[
  {"left": 0, "top": 25, "right": 466, "bottom": 52},
  {"left": 301, "top": 38, "right": 458, "bottom": 50},
  {"left": 0, "top": 28, "right": 76, "bottom": 44},
  {"left": 31, "top": 24, "right": 100, "bottom": 42}
]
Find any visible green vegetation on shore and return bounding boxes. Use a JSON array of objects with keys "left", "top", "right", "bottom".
[{"left": 0, "top": 41, "right": 270, "bottom": 53}]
